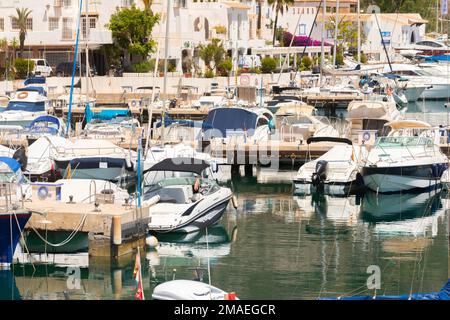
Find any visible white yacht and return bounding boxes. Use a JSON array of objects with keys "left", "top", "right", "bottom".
[
  {"left": 361, "top": 120, "right": 449, "bottom": 193},
  {"left": 202, "top": 106, "right": 275, "bottom": 143},
  {"left": 0, "top": 85, "right": 50, "bottom": 128},
  {"left": 293, "top": 137, "right": 366, "bottom": 195},
  {"left": 144, "top": 158, "right": 232, "bottom": 233},
  {"left": 152, "top": 280, "right": 238, "bottom": 300}
]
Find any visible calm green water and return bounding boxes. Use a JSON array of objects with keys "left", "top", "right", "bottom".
[{"left": 1, "top": 169, "right": 448, "bottom": 300}]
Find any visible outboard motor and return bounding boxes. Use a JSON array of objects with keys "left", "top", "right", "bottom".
[
  {"left": 311, "top": 160, "right": 328, "bottom": 191},
  {"left": 13, "top": 147, "right": 28, "bottom": 171}
]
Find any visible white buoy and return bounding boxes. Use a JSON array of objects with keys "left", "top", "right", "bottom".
[{"left": 146, "top": 236, "right": 158, "bottom": 248}]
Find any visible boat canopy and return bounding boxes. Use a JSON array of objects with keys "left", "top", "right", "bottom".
[
  {"left": 306, "top": 137, "right": 353, "bottom": 145},
  {"left": 144, "top": 157, "right": 209, "bottom": 175},
  {"left": 24, "top": 77, "right": 46, "bottom": 85},
  {"left": 0, "top": 157, "right": 21, "bottom": 173},
  {"left": 28, "top": 115, "right": 61, "bottom": 134},
  {"left": 17, "top": 86, "right": 47, "bottom": 96},
  {"left": 385, "top": 120, "right": 432, "bottom": 130},
  {"left": 85, "top": 104, "right": 131, "bottom": 123},
  {"left": 202, "top": 107, "right": 258, "bottom": 136}
]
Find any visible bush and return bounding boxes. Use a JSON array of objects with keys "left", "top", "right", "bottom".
[
  {"left": 204, "top": 69, "right": 215, "bottom": 78},
  {"left": 300, "top": 56, "right": 312, "bottom": 71},
  {"left": 336, "top": 53, "right": 344, "bottom": 66},
  {"left": 14, "top": 58, "right": 34, "bottom": 79},
  {"left": 131, "top": 61, "right": 153, "bottom": 73},
  {"left": 260, "top": 57, "right": 277, "bottom": 73},
  {"left": 214, "top": 25, "right": 227, "bottom": 35},
  {"left": 217, "top": 58, "right": 233, "bottom": 76},
  {"left": 359, "top": 53, "right": 368, "bottom": 64}
]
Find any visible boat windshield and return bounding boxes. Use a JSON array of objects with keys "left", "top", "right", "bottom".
[
  {"left": 5, "top": 101, "right": 46, "bottom": 112},
  {"left": 376, "top": 136, "right": 433, "bottom": 147}
]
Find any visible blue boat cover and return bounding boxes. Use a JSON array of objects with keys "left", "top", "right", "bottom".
[
  {"left": 28, "top": 115, "right": 61, "bottom": 134},
  {"left": 156, "top": 115, "right": 197, "bottom": 128},
  {"left": 0, "top": 157, "right": 21, "bottom": 173},
  {"left": 319, "top": 279, "right": 450, "bottom": 300},
  {"left": 29, "top": 115, "right": 60, "bottom": 128},
  {"left": 85, "top": 104, "right": 131, "bottom": 123},
  {"left": 424, "top": 55, "right": 450, "bottom": 62},
  {"left": 17, "top": 86, "right": 47, "bottom": 96},
  {"left": 24, "top": 77, "right": 46, "bottom": 86},
  {"left": 6, "top": 101, "right": 46, "bottom": 112},
  {"left": 202, "top": 108, "right": 258, "bottom": 137}
]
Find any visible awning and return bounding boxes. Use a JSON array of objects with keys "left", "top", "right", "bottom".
[
  {"left": 385, "top": 120, "right": 432, "bottom": 130},
  {"left": 144, "top": 158, "right": 210, "bottom": 175}
]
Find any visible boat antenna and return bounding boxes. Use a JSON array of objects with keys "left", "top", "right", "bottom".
[
  {"left": 206, "top": 226, "right": 212, "bottom": 300},
  {"left": 66, "top": 0, "right": 83, "bottom": 136}
]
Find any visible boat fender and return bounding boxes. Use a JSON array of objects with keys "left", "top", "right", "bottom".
[
  {"left": 143, "top": 194, "right": 160, "bottom": 207},
  {"left": 13, "top": 147, "right": 28, "bottom": 171},
  {"left": 125, "top": 157, "right": 134, "bottom": 171},
  {"left": 146, "top": 235, "right": 158, "bottom": 248},
  {"left": 232, "top": 195, "right": 238, "bottom": 209}
]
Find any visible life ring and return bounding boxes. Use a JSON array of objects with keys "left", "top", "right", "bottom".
[{"left": 17, "top": 91, "right": 28, "bottom": 99}]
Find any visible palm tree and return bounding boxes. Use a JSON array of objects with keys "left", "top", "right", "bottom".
[
  {"left": 13, "top": 8, "right": 32, "bottom": 58},
  {"left": 268, "top": 0, "right": 294, "bottom": 45},
  {"left": 142, "top": 0, "right": 152, "bottom": 11}
]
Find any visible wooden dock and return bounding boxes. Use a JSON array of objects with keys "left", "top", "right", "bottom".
[{"left": 23, "top": 201, "right": 150, "bottom": 258}]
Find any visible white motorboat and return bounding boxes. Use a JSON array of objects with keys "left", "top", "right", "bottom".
[
  {"left": 361, "top": 120, "right": 449, "bottom": 193},
  {"left": 144, "top": 158, "right": 232, "bottom": 233},
  {"left": 202, "top": 106, "right": 275, "bottom": 143},
  {"left": 52, "top": 139, "right": 136, "bottom": 183},
  {"left": 293, "top": 137, "right": 366, "bottom": 195},
  {"left": 0, "top": 84, "right": 50, "bottom": 128},
  {"left": 275, "top": 102, "right": 340, "bottom": 142},
  {"left": 152, "top": 280, "right": 238, "bottom": 300}
]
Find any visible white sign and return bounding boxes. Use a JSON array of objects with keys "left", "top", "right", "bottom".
[
  {"left": 442, "top": 0, "right": 448, "bottom": 15},
  {"left": 99, "top": 162, "right": 108, "bottom": 169}
]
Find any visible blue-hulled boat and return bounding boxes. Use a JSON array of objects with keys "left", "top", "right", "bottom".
[
  {"left": 320, "top": 279, "right": 450, "bottom": 300},
  {"left": 0, "top": 157, "right": 32, "bottom": 267}
]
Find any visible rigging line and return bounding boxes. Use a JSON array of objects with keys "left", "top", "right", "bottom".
[
  {"left": 13, "top": 211, "right": 35, "bottom": 272},
  {"left": 206, "top": 226, "right": 212, "bottom": 300}
]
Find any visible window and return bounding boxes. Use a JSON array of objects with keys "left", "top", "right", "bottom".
[
  {"left": 62, "top": 0, "right": 71, "bottom": 6},
  {"left": 327, "top": 29, "right": 333, "bottom": 39},
  {"left": 0, "top": 18, "right": 3, "bottom": 31},
  {"left": 89, "top": 17, "right": 97, "bottom": 29},
  {"left": 62, "top": 17, "right": 73, "bottom": 40},
  {"left": 49, "top": 17, "right": 59, "bottom": 31},
  {"left": 11, "top": 18, "right": 33, "bottom": 30},
  {"left": 298, "top": 24, "right": 306, "bottom": 35},
  {"left": 36, "top": 60, "right": 45, "bottom": 66}
]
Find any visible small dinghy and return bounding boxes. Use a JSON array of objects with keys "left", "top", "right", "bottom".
[{"left": 152, "top": 280, "right": 238, "bottom": 300}]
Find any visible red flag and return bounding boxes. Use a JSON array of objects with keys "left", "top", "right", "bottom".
[{"left": 135, "top": 278, "right": 143, "bottom": 300}]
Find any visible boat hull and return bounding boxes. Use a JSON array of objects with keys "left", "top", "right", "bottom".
[
  {"left": 293, "top": 180, "right": 362, "bottom": 196},
  {"left": 0, "top": 211, "right": 31, "bottom": 267},
  {"left": 149, "top": 198, "right": 230, "bottom": 234},
  {"left": 362, "top": 163, "right": 448, "bottom": 193}
]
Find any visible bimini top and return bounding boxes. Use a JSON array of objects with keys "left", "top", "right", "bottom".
[
  {"left": 24, "top": 77, "right": 46, "bottom": 86},
  {"left": 0, "top": 157, "right": 21, "bottom": 173},
  {"left": 144, "top": 157, "right": 209, "bottom": 175},
  {"left": 17, "top": 86, "right": 47, "bottom": 96},
  {"left": 385, "top": 120, "right": 432, "bottom": 130},
  {"left": 29, "top": 115, "right": 61, "bottom": 134},
  {"left": 307, "top": 137, "right": 352, "bottom": 145}
]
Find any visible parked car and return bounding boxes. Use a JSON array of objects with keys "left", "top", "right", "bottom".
[
  {"left": 55, "top": 62, "right": 96, "bottom": 77},
  {"left": 31, "top": 59, "right": 53, "bottom": 77}
]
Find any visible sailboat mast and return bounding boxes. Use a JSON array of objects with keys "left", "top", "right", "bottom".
[
  {"left": 162, "top": 0, "right": 171, "bottom": 142},
  {"left": 85, "top": 0, "right": 89, "bottom": 101},
  {"left": 333, "top": 0, "right": 340, "bottom": 67},
  {"left": 357, "top": 0, "right": 361, "bottom": 63},
  {"left": 320, "top": 0, "right": 326, "bottom": 87}
]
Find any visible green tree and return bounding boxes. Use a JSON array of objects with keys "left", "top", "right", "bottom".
[
  {"left": 13, "top": 8, "right": 32, "bottom": 58},
  {"left": 198, "top": 38, "right": 226, "bottom": 72},
  {"left": 108, "top": 5, "right": 159, "bottom": 60},
  {"left": 326, "top": 17, "right": 367, "bottom": 55},
  {"left": 268, "top": 0, "right": 294, "bottom": 46},
  {"left": 217, "top": 58, "right": 233, "bottom": 76}
]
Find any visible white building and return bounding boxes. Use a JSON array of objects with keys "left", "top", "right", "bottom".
[{"left": 0, "top": 0, "right": 126, "bottom": 74}]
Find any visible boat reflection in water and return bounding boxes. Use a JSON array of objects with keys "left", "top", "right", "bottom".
[
  {"left": 360, "top": 188, "right": 443, "bottom": 237},
  {"left": 0, "top": 269, "right": 21, "bottom": 300},
  {"left": 147, "top": 225, "right": 234, "bottom": 267}
]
